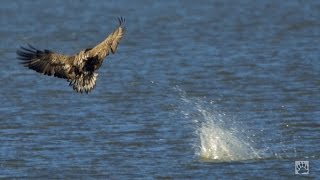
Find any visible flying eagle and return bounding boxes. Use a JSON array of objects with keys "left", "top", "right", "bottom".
[{"left": 17, "top": 17, "right": 126, "bottom": 93}]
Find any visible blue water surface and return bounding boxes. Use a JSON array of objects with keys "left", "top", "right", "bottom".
[{"left": 0, "top": 0, "right": 319, "bottom": 179}]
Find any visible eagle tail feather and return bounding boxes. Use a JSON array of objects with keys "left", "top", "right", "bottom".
[{"left": 69, "top": 73, "right": 98, "bottom": 93}]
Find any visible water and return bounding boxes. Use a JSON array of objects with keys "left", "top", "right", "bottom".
[
  {"left": 0, "top": 0, "right": 319, "bottom": 179},
  {"left": 177, "top": 87, "right": 261, "bottom": 162}
]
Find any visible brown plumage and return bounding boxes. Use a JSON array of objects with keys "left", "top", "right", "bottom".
[{"left": 17, "top": 17, "right": 126, "bottom": 93}]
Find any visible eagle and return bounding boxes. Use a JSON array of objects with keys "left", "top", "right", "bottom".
[{"left": 17, "top": 17, "right": 126, "bottom": 93}]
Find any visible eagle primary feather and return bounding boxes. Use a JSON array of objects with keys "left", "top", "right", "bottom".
[{"left": 17, "top": 17, "right": 126, "bottom": 93}]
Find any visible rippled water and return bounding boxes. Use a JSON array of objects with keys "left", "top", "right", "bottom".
[{"left": 0, "top": 0, "right": 320, "bottom": 179}]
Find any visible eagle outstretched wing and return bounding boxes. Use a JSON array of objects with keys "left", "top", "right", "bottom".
[
  {"left": 17, "top": 44, "right": 72, "bottom": 79},
  {"left": 109, "top": 17, "right": 126, "bottom": 54},
  {"left": 90, "top": 17, "right": 126, "bottom": 56}
]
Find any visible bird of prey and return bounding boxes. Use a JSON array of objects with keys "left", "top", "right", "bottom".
[{"left": 17, "top": 17, "right": 126, "bottom": 93}]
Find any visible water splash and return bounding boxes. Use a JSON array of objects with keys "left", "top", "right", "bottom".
[
  {"left": 175, "top": 87, "right": 261, "bottom": 162},
  {"left": 196, "top": 111, "right": 261, "bottom": 162}
]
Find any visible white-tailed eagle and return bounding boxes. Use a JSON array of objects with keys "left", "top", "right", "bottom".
[{"left": 17, "top": 17, "right": 126, "bottom": 93}]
